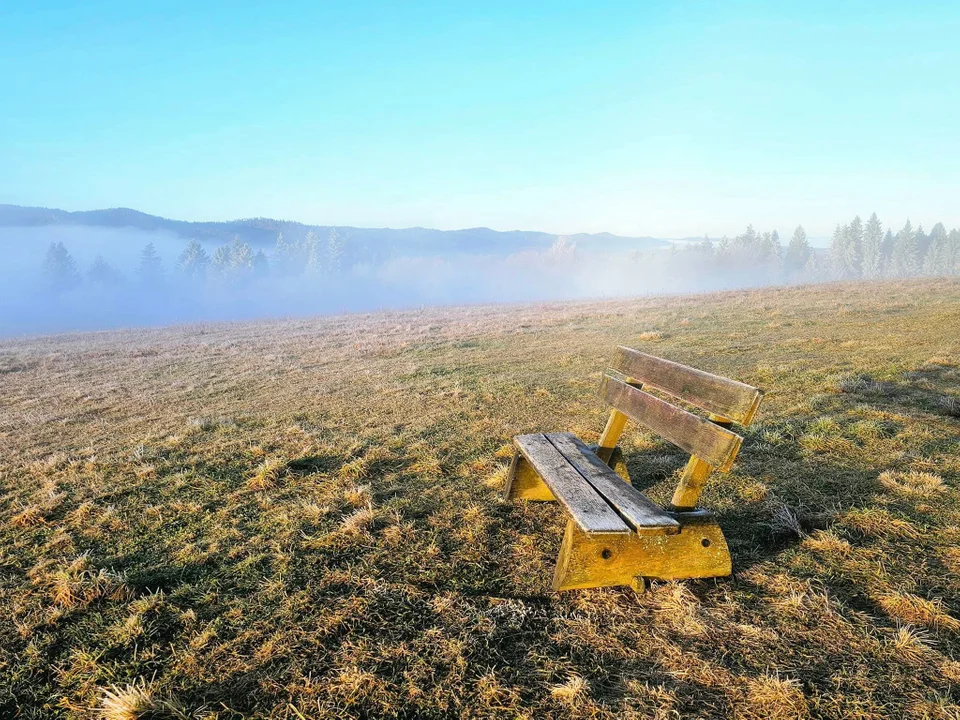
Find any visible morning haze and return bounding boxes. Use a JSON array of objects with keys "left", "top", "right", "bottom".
[
  {"left": 2, "top": 2, "right": 960, "bottom": 719},
  {"left": 1, "top": 202, "right": 958, "bottom": 335}
]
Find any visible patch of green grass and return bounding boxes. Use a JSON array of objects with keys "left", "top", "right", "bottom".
[{"left": 1, "top": 278, "right": 959, "bottom": 718}]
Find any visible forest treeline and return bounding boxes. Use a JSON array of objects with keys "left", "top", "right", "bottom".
[
  {"left": 39, "top": 213, "right": 960, "bottom": 295},
  {"left": 641, "top": 214, "right": 960, "bottom": 285}
]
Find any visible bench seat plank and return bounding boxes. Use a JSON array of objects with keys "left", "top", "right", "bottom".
[
  {"left": 545, "top": 433, "right": 680, "bottom": 536},
  {"left": 514, "top": 434, "right": 631, "bottom": 535}
]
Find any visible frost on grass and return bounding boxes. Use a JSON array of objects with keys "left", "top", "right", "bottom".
[
  {"left": 889, "top": 623, "right": 934, "bottom": 662},
  {"left": 11, "top": 503, "right": 46, "bottom": 527},
  {"left": 838, "top": 507, "right": 920, "bottom": 539},
  {"left": 878, "top": 470, "right": 945, "bottom": 498},
  {"left": 187, "top": 416, "right": 237, "bottom": 431},
  {"left": 833, "top": 373, "right": 898, "bottom": 396},
  {"left": 742, "top": 673, "right": 808, "bottom": 720},
  {"left": 248, "top": 457, "right": 287, "bottom": 490},
  {"left": 343, "top": 483, "right": 372, "bottom": 507},
  {"left": 99, "top": 679, "right": 187, "bottom": 720},
  {"left": 30, "top": 553, "right": 134, "bottom": 610},
  {"left": 340, "top": 504, "right": 376, "bottom": 536},
  {"left": 939, "top": 395, "right": 960, "bottom": 417},
  {"left": 550, "top": 675, "right": 589, "bottom": 706},
  {"left": 877, "top": 592, "right": 960, "bottom": 633},
  {"left": 768, "top": 502, "right": 805, "bottom": 539},
  {"left": 3, "top": 280, "right": 960, "bottom": 719}
]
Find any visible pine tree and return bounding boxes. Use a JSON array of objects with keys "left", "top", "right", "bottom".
[
  {"left": 690, "top": 234, "right": 712, "bottom": 254},
  {"left": 548, "top": 235, "right": 577, "bottom": 262},
  {"left": 804, "top": 248, "right": 830, "bottom": 281},
  {"left": 923, "top": 223, "right": 949, "bottom": 276},
  {"left": 756, "top": 231, "right": 773, "bottom": 260},
  {"left": 303, "top": 231, "right": 323, "bottom": 276},
  {"left": 890, "top": 220, "right": 918, "bottom": 277},
  {"left": 715, "top": 236, "right": 731, "bottom": 262},
  {"left": 862, "top": 213, "right": 883, "bottom": 279},
  {"left": 915, "top": 225, "right": 930, "bottom": 261},
  {"left": 326, "top": 228, "right": 345, "bottom": 275},
  {"left": 881, "top": 229, "right": 896, "bottom": 275},
  {"left": 87, "top": 255, "right": 121, "bottom": 287},
  {"left": 273, "top": 232, "right": 301, "bottom": 275},
  {"left": 211, "top": 245, "right": 231, "bottom": 276},
  {"left": 42, "top": 241, "right": 82, "bottom": 291},
  {"left": 138, "top": 243, "right": 164, "bottom": 288},
  {"left": 785, "top": 225, "right": 811, "bottom": 278},
  {"left": 756, "top": 230, "right": 780, "bottom": 278},
  {"left": 830, "top": 224, "right": 850, "bottom": 278},
  {"left": 948, "top": 228, "right": 960, "bottom": 275},
  {"left": 846, "top": 215, "right": 863, "bottom": 278},
  {"left": 176, "top": 240, "right": 210, "bottom": 282},
  {"left": 724, "top": 225, "right": 761, "bottom": 266},
  {"left": 228, "top": 235, "right": 254, "bottom": 272},
  {"left": 735, "top": 225, "right": 758, "bottom": 259}
]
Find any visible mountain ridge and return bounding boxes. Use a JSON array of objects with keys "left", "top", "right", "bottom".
[{"left": 0, "top": 203, "right": 675, "bottom": 255}]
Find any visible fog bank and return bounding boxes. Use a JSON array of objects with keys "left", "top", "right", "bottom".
[{"left": 2, "top": 216, "right": 957, "bottom": 337}]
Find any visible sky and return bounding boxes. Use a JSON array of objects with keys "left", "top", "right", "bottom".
[{"left": 1, "top": 0, "right": 959, "bottom": 238}]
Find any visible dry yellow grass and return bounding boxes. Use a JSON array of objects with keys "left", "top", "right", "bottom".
[
  {"left": 98, "top": 678, "right": 187, "bottom": 720},
  {"left": 1, "top": 278, "right": 959, "bottom": 718}
]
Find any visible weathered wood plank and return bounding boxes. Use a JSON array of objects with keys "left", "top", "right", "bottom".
[
  {"left": 614, "top": 347, "right": 763, "bottom": 426},
  {"left": 595, "top": 409, "right": 629, "bottom": 463},
  {"left": 596, "top": 379, "right": 642, "bottom": 463},
  {"left": 553, "top": 513, "right": 732, "bottom": 591},
  {"left": 545, "top": 433, "right": 680, "bottom": 535},
  {"left": 513, "top": 434, "right": 631, "bottom": 535},
  {"left": 600, "top": 376, "right": 743, "bottom": 471},
  {"left": 669, "top": 414, "right": 733, "bottom": 510},
  {"left": 670, "top": 455, "right": 714, "bottom": 511}
]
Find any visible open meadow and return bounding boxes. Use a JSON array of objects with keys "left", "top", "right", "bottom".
[{"left": 2, "top": 278, "right": 960, "bottom": 719}]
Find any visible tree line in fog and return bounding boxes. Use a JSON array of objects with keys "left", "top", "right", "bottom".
[
  {"left": 642, "top": 214, "right": 960, "bottom": 285},
  {"left": 38, "top": 213, "right": 960, "bottom": 296}
]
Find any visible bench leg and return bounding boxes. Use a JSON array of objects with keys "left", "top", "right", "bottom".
[
  {"left": 504, "top": 445, "right": 631, "bottom": 501},
  {"left": 503, "top": 451, "right": 554, "bottom": 501},
  {"left": 552, "top": 512, "right": 732, "bottom": 591}
]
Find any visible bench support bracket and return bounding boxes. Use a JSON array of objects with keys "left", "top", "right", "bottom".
[{"left": 552, "top": 511, "right": 731, "bottom": 591}]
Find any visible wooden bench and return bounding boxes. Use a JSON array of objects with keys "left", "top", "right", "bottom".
[{"left": 504, "top": 346, "right": 763, "bottom": 591}]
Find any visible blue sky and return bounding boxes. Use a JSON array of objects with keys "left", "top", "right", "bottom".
[{"left": 2, "top": 1, "right": 958, "bottom": 237}]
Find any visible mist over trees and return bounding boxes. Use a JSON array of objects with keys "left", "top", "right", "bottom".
[
  {"left": 6, "top": 212, "right": 960, "bottom": 335},
  {"left": 630, "top": 213, "right": 958, "bottom": 291},
  {"left": 41, "top": 241, "right": 81, "bottom": 292}
]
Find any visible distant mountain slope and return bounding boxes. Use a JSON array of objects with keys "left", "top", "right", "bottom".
[{"left": 0, "top": 204, "right": 669, "bottom": 256}]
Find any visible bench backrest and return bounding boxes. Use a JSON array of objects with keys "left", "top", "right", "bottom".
[
  {"left": 596, "top": 347, "right": 764, "bottom": 511},
  {"left": 613, "top": 347, "right": 763, "bottom": 425}
]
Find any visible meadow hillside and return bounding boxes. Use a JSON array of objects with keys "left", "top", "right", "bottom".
[{"left": 1, "top": 278, "right": 959, "bottom": 719}]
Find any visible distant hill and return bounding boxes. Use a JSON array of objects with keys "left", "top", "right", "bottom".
[
  {"left": 0, "top": 204, "right": 838, "bottom": 254},
  {"left": 0, "top": 204, "right": 672, "bottom": 257}
]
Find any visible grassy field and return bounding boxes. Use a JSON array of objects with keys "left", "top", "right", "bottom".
[{"left": 2, "top": 278, "right": 959, "bottom": 719}]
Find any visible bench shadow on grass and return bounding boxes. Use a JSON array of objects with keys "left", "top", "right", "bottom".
[
  {"left": 445, "top": 375, "right": 960, "bottom": 714},
  {"left": 104, "top": 372, "right": 953, "bottom": 717},
  {"left": 471, "top": 371, "right": 957, "bottom": 595},
  {"left": 90, "top": 369, "right": 955, "bottom": 716}
]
